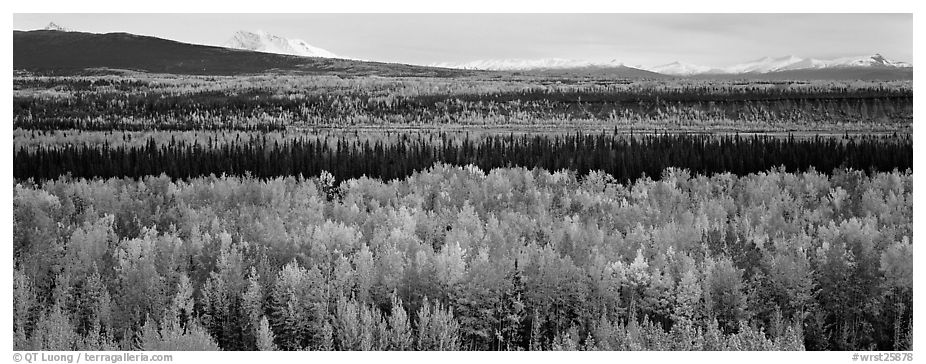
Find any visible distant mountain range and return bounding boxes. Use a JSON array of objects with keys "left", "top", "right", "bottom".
[
  {"left": 430, "top": 58, "right": 628, "bottom": 71},
  {"left": 15, "top": 23, "right": 912, "bottom": 80},
  {"left": 434, "top": 54, "right": 912, "bottom": 78},
  {"left": 645, "top": 54, "right": 912, "bottom": 75},
  {"left": 218, "top": 29, "right": 912, "bottom": 78}
]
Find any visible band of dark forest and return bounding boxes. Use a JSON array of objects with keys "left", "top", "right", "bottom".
[{"left": 15, "top": 133, "right": 912, "bottom": 182}]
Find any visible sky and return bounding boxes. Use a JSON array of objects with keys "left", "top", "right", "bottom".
[{"left": 13, "top": 13, "right": 913, "bottom": 67}]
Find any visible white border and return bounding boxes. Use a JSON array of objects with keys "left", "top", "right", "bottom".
[{"left": 3, "top": 2, "right": 922, "bottom": 364}]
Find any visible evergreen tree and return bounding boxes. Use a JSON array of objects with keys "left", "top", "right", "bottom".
[
  {"left": 417, "top": 297, "right": 460, "bottom": 350},
  {"left": 387, "top": 292, "right": 414, "bottom": 350}
]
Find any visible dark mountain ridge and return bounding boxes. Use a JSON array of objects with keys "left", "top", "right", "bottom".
[{"left": 13, "top": 30, "right": 470, "bottom": 77}]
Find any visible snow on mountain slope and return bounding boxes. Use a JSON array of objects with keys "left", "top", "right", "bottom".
[
  {"left": 823, "top": 53, "right": 912, "bottom": 68},
  {"left": 430, "top": 58, "right": 625, "bottom": 71},
  {"left": 643, "top": 61, "right": 714, "bottom": 76},
  {"left": 43, "top": 22, "right": 71, "bottom": 31},
  {"left": 435, "top": 53, "right": 910, "bottom": 76},
  {"left": 711, "top": 54, "right": 910, "bottom": 74},
  {"left": 720, "top": 55, "right": 804, "bottom": 74},
  {"left": 778, "top": 58, "right": 831, "bottom": 71},
  {"left": 224, "top": 30, "right": 338, "bottom": 58}
]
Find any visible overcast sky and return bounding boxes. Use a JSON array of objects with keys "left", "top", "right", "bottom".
[{"left": 13, "top": 13, "right": 913, "bottom": 67}]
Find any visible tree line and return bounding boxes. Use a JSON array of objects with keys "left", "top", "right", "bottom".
[{"left": 15, "top": 132, "right": 913, "bottom": 183}]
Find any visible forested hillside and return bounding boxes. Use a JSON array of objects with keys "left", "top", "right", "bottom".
[{"left": 13, "top": 165, "right": 912, "bottom": 351}]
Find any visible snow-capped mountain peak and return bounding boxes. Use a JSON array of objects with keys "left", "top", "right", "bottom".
[
  {"left": 430, "top": 58, "right": 626, "bottom": 71},
  {"left": 644, "top": 61, "right": 713, "bottom": 76},
  {"left": 824, "top": 53, "right": 912, "bottom": 68},
  {"left": 43, "top": 22, "right": 71, "bottom": 32},
  {"left": 721, "top": 55, "right": 804, "bottom": 74},
  {"left": 223, "top": 30, "right": 338, "bottom": 59}
]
